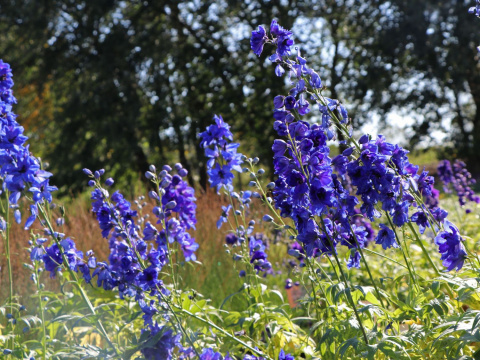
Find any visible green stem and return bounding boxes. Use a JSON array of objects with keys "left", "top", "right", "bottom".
[
  {"left": 37, "top": 203, "right": 119, "bottom": 357},
  {"left": 386, "top": 214, "right": 420, "bottom": 292},
  {"left": 4, "top": 193, "right": 14, "bottom": 356},
  {"left": 35, "top": 265, "right": 47, "bottom": 360},
  {"left": 362, "top": 248, "right": 408, "bottom": 270},
  {"left": 348, "top": 224, "right": 386, "bottom": 308},
  {"left": 177, "top": 304, "right": 271, "bottom": 359},
  {"left": 407, "top": 222, "right": 439, "bottom": 275},
  {"left": 319, "top": 219, "right": 369, "bottom": 345}
]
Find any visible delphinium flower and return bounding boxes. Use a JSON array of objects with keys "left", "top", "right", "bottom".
[
  {"left": 287, "top": 241, "right": 305, "bottom": 267},
  {"left": 225, "top": 233, "right": 239, "bottom": 245},
  {"left": 200, "top": 114, "right": 243, "bottom": 193},
  {"left": 198, "top": 348, "right": 233, "bottom": 360},
  {"left": 0, "top": 60, "right": 57, "bottom": 228},
  {"left": 87, "top": 163, "right": 199, "bottom": 336},
  {"left": 249, "top": 233, "right": 272, "bottom": 275},
  {"left": 243, "top": 349, "right": 294, "bottom": 360},
  {"left": 251, "top": 20, "right": 465, "bottom": 272},
  {"left": 434, "top": 220, "right": 467, "bottom": 271},
  {"left": 438, "top": 159, "right": 480, "bottom": 210},
  {"left": 147, "top": 164, "right": 199, "bottom": 261},
  {"left": 437, "top": 160, "right": 454, "bottom": 192},
  {"left": 470, "top": 1, "right": 480, "bottom": 17},
  {"left": 375, "top": 224, "right": 399, "bottom": 250},
  {"left": 140, "top": 324, "right": 182, "bottom": 360}
]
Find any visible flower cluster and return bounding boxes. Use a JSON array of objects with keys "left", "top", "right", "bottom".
[
  {"left": 251, "top": 20, "right": 461, "bottom": 270},
  {"left": 438, "top": 159, "right": 480, "bottom": 210},
  {"left": 140, "top": 325, "right": 182, "bottom": 360},
  {"left": 0, "top": 60, "right": 57, "bottom": 228},
  {"left": 249, "top": 233, "right": 272, "bottom": 274},
  {"left": 469, "top": 0, "right": 480, "bottom": 17},
  {"left": 85, "top": 164, "right": 198, "bottom": 335},
  {"left": 88, "top": 175, "right": 169, "bottom": 300},
  {"left": 39, "top": 235, "right": 96, "bottom": 282},
  {"left": 200, "top": 114, "right": 243, "bottom": 192},
  {"left": 148, "top": 163, "right": 199, "bottom": 261}
]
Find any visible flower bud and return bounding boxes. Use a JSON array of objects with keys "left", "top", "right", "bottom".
[
  {"left": 359, "top": 134, "right": 369, "bottom": 144},
  {"left": 252, "top": 157, "right": 259, "bottom": 164},
  {"left": 266, "top": 182, "right": 275, "bottom": 190},
  {"left": 149, "top": 191, "right": 160, "bottom": 201},
  {"left": 263, "top": 214, "right": 274, "bottom": 222},
  {"left": 159, "top": 170, "right": 168, "bottom": 178},
  {"left": 148, "top": 171, "right": 159, "bottom": 180},
  {"left": 105, "top": 178, "right": 114, "bottom": 186},
  {"left": 94, "top": 171, "right": 101, "bottom": 179},
  {"left": 88, "top": 180, "right": 95, "bottom": 187},
  {"left": 149, "top": 164, "right": 156, "bottom": 173},
  {"left": 174, "top": 163, "right": 183, "bottom": 171},
  {"left": 82, "top": 168, "right": 93, "bottom": 176},
  {"left": 162, "top": 165, "right": 172, "bottom": 172},
  {"left": 14, "top": 209, "right": 21, "bottom": 224},
  {"left": 178, "top": 168, "right": 188, "bottom": 177},
  {"left": 165, "top": 201, "right": 177, "bottom": 210},
  {"left": 160, "top": 178, "right": 171, "bottom": 188}
]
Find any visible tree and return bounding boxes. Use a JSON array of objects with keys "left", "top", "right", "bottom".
[{"left": 2, "top": 0, "right": 477, "bottom": 194}]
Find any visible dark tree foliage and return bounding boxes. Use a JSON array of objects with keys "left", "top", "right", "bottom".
[
  {"left": 0, "top": 0, "right": 298, "bottom": 193},
  {"left": 0, "top": 0, "right": 478, "bottom": 193},
  {"left": 381, "top": 0, "right": 480, "bottom": 173}
]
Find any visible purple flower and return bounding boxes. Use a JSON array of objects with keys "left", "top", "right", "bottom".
[
  {"left": 411, "top": 210, "right": 430, "bottom": 234},
  {"left": 250, "top": 25, "right": 268, "bottom": 56},
  {"left": 0, "top": 60, "right": 14, "bottom": 92},
  {"left": 217, "top": 205, "right": 232, "bottom": 229},
  {"left": 375, "top": 224, "right": 398, "bottom": 249},
  {"left": 200, "top": 115, "right": 243, "bottom": 192},
  {"left": 140, "top": 326, "right": 182, "bottom": 360},
  {"left": 434, "top": 220, "right": 467, "bottom": 271}
]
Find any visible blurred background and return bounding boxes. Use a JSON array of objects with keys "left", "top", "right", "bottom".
[{"left": 0, "top": 0, "right": 479, "bottom": 194}]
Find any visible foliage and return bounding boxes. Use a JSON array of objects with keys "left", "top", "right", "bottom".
[{"left": 2, "top": 0, "right": 480, "bottom": 192}]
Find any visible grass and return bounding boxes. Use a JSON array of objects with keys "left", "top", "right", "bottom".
[{"left": 0, "top": 186, "right": 294, "bottom": 309}]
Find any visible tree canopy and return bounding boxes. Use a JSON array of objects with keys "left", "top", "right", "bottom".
[{"left": 0, "top": 0, "right": 478, "bottom": 193}]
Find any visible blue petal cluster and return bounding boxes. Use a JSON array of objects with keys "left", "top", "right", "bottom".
[
  {"left": 89, "top": 181, "right": 169, "bottom": 299},
  {"left": 434, "top": 220, "right": 467, "bottom": 271},
  {"left": 140, "top": 325, "right": 182, "bottom": 360},
  {"left": 0, "top": 60, "right": 57, "bottom": 229},
  {"left": 249, "top": 233, "right": 272, "bottom": 274},
  {"left": 251, "top": 20, "right": 463, "bottom": 271},
  {"left": 469, "top": 0, "right": 480, "bottom": 17},
  {"left": 87, "top": 164, "right": 198, "bottom": 334},
  {"left": 438, "top": 159, "right": 480, "bottom": 209},
  {"left": 243, "top": 349, "right": 294, "bottom": 360},
  {"left": 200, "top": 115, "right": 243, "bottom": 192}
]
